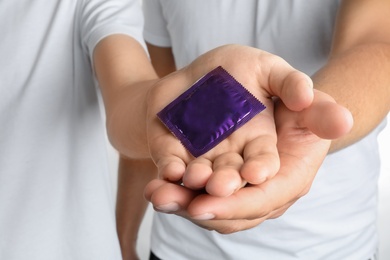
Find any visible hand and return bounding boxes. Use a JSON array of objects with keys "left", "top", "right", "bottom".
[
  {"left": 145, "top": 89, "right": 353, "bottom": 233},
  {"left": 146, "top": 44, "right": 315, "bottom": 197}
]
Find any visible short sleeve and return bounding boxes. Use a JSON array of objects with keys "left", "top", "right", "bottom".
[
  {"left": 79, "top": 0, "right": 146, "bottom": 62},
  {"left": 143, "top": 0, "right": 172, "bottom": 47}
]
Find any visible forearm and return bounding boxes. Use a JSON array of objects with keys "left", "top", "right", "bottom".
[
  {"left": 108, "top": 43, "right": 175, "bottom": 157},
  {"left": 105, "top": 79, "right": 158, "bottom": 158},
  {"left": 94, "top": 34, "right": 159, "bottom": 158},
  {"left": 313, "top": 43, "right": 390, "bottom": 152},
  {"left": 116, "top": 157, "right": 157, "bottom": 259},
  {"left": 146, "top": 43, "right": 176, "bottom": 78}
]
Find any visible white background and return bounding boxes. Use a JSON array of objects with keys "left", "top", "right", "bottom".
[
  {"left": 107, "top": 115, "right": 390, "bottom": 260},
  {"left": 377, "top": 117, "right": 390, "bottom": 259}
]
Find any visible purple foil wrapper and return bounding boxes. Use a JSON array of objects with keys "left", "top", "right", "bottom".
[{"left": 157, "top": 66, "right": 266, "bottom": 157}]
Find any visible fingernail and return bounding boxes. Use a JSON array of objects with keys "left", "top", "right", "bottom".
[
  {"left": 155, "top": 202, "right": 180, "bottom": 213},
  {"left": 192, "top": 213, "right": 215, "bottom": 220}
]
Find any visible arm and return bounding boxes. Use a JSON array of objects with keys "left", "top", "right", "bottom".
[
  {"left": 94, "top": 34, "right": 158, "bottom": 158},
  {"left": 146, "top": 0, "right": 390, "bottom": 153},
  {"left": 93, "top": 35, "right": 159, "bottom": 259},
  {"left": 316, "top": 0, "right": 390, "bottom": 152},
  {"left": 145, "top": 0, "right": 389, "bottom": 233},
  {"left": 116, "top": 157, "right": 157, "bottom": 260},
  {"left": 92, "top": 33, "right": 339, "bottom": 231},
  {"left": 94, "top": 36, "right": 288, "bottom": 195},
  {"left": 146, "top": 43, "right": 176, "bottom": 77}
]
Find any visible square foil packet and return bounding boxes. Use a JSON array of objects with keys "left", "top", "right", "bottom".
[{"left": 157, "top": 66, "right": 266, "bottom": 157}]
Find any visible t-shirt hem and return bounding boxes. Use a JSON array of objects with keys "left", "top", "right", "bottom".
[{"left": 143, "top": 30, "right": 172, "bottom": 47}]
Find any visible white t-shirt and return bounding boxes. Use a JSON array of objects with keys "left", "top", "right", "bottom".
[
  {"left": 143, "top": 1, "right": 386, "bottom": 259},
  {"left": 0, "top": 0, "right": 145, "bottom": 259}
]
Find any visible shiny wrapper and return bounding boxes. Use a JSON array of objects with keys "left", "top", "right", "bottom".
[{"left": 157, "top": 66, "right": 266, "bottom": 157}]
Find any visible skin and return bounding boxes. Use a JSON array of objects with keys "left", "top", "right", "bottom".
[
  {"left": 115, "top": 157, "right": 156, "bottom": 260},
  {"left": 143, "top": 0, "right": 390, "bottom": 228},
  {"left": 96, "top": 0, "right": 390, "bottom": 258},
  {"left": 96, "top": 40, "right": 343, "bottom": 259},
  {"left": 111, "top": 44, "right": 349, "bottom": 259}
]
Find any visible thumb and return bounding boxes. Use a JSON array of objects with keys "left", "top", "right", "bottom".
[{"left": 298, "top": 90, "right": 353, "bottom": 139}]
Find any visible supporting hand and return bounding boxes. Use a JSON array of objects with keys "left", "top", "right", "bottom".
[
  {"left": 145, "top": 87, "right": 353, "bottom": 233},
  {"left": 146, "top": 44, "right": 316, "bottom": 197}
]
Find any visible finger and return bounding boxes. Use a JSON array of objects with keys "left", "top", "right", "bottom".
[
  {"left": 241, "top": 134, "right": 280, "bottom": 184},
  {"left": 147, "top": 74, "right": 194, "bottom": 181},
  {"left": 145, "top": 179, "right": 198, "bottom": 213},
  {"left": 276, "top": 90, "right": 354, "bottom": 140},
  {"left": 301, "top": 101, "right": 353, "bottom": 139},
  {"left": 182, "top": 45, "right": 313, "bottom": 111},
  {"left": 186, "top": 167, "right": 309, "bottom": 221},
  {"left": 190, "top": 201, "right": 294, "bottom": 234},
  {"left": 269, "top": 67, "right": 314, "bottom": 112},
  {"left": 144, "top": 178, "right": 165, "bottom": 201},
  {"left": 206, "top": 152, "right": 245, "bottom": 197},
  {"left": 156, "top": 156, "right": 187, "bottom": 182},
  {"left": 148, "top": 118, "right": 189, "bottom": 182},
  {"left": 183, "top": 157, "right": 213, "bottom": 190},
  {"left": 186, "top": 137, "right": 329, "bottom": 221},
  {"left": 187, "top": 186, "right": 270, "bottom": 221},
  {"left": 148, "top": 128, "right": 189, "bottom": 182},
  {"left": 190, "top": 218, "right": 265, "bottom": 234}
]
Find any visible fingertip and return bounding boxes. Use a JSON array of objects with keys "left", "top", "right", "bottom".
[
  {"left": 146, "top": 181, "right": 198, "bottom": 213},
  {"left": 205, "top": 169, "right": 242, "bottom": 197},
  {"left": 144, "top": 179, "right": 165, "bottom": 201},
  {"left": 183, "top": 158, "right": 213, "bottom": 190},
  {"left": 205, "top": 153, "right": 244, "bottom": 197},
  {"left": 343, "top": 106, "right": 354, "bottom": 131},
  {"left": 241, "top": 136, "right": 280, "bottom": 185},
  {"left": 304, "top": 102, "right": 354, "bottom": 139},
  {"left": 158, "top": 160, "right": 186, "bottom": 182},
  {"left": 328, "top": 105, "right": 354, "bottom": 138},
  {"left": 187, "top": 187, "right": 266, "bottom": 221},
  {"left": 279, "top": 71, "right": 314, "bottom": 112},
  {"left": 241, "top": 155, "right": 280, "bottom": 185},
  {"left": 287, "top": 73, "right": 314, "bottom": 111}
]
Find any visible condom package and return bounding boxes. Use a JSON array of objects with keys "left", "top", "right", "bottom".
[{"left": 157, "top": 66, "right": 266, "bottom": 157}]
